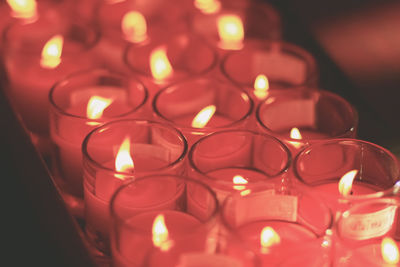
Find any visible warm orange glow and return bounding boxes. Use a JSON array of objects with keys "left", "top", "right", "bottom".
[
  {"left": 217, "top": 14, "right": 244, "bottom": 50},
  {"left": 254, "top": 74, "right": 269, "bottom": 100},
  {"left": 260, "top": 226, "right": 280, "bottom": 253},
  {"left": 194, "top": 0, "right": 221, "bottom": 14},
  {"left": 152, "top": 214, "right": 173, "bottom": 251},
  {"left": 6, "top": 0, "right": 37, "bottom": 20},
  {"left": 121, "top": 11, "right": 148, "bottom": 43},
  {"left": 115, "top": 137, "right": 134, "bottom": 176},
  {"left": 150, "top": 46, "right": 173, "bottom": 81},
  {"left": 191, "top": 105, "right": 216, "bottom": 128},
  {"left": 381, "top": 237, "right": 400, "bottom": 264},
  {"left": 40, "top": 35, "right": 63, "bottom": 69},
  {"left": 338, "top": 170, "right": 358, "bottom": 196},
  {"left": 86, "top": 96, "right": 113, "bottom": 120},
  {"left": 233, "top": 175, "right": 248, "bottom": 191}
]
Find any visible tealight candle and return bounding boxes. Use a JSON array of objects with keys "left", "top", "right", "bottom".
[
  {"left": 82, "top": 120, "right": 187, "bottom": 255},
  {"left": 49, "top": 69, "right": 148, "bottom": 207},
  {"left": 256, "top": 89, "right": 358, "bottom": 155},
  {"left": 2, "top": 16, "right": 99, "bottom": 154},
  {"left": 153, "top": 77, "right": 253, "bottom": 147},
  {"left": 294, "top": 139, "right": 400, "bottom": 214}
]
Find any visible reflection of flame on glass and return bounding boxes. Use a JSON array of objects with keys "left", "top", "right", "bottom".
[
  {"left": 382, "top": 237, "right": 400, "bottom": 264},
  {"left": 194, "top": 0, "right": 221, "bottom": 14},
  {"left": 338, "top": 169, "right": 358, "bottom": 196},
  {"left": 86, "top": 96, "right": 113, "bottom": 120},
  {"left": 233, "top": 175, "right": 248, "bottom": 191},
  {"left": 217, "top": 14, "right": 244, "bottom": 50},
  {"left": 122, "top": 11, "right": 148, "bottom": 43},
  {"left": 152, "top": 214, "right": 173, "bottom": 251},
  {"left": 253, "top": 74, "right": 269, "bottom": 100},
  {"left": 150, "top": 46, "right": 173, "bottom": 81},
  {"left": 191, "top": 105, "right": 216, "bottom": 128},
  {"left": 40, "top": 35, "right": 63, "bottom": 69},
  {"left": 289, "top": 127, "right": 302, "bottom": 149},
  {"left": 7, "top": 0, "right": 37, "bottom": 20},
  {"left": 260, "top": 226, "right": 280, "bottom": 254},
  {"left": 114, "top": 137, "right": 134, "bottom": 179}
]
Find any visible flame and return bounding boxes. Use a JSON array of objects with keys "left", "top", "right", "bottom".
[
  {"left": 152, "top": 214, "right": 173, "bottom": 251},
  {"left": 6, "top": 0, "right": 37, "bottom": 20},
  {"left": 150, "top": 46, "right": 173, "bottom": 81},
  {"left": 191, "top": 105, "right": 216, "bottom": 128},
  {"left": 233, "top": 175, "right": 248, "bottom": 191},
  {"left": 122, "top": 11, "right": 148, "bottom": 43},
  {"left": 254, "top": 74, "right": 269, "bottom": 100},
  {"left": 40, "top": 35, "right": 63, "bottom": 69},
  {"left": 86, "top": 96, "right": 113, "bottom": 120},
  {"left": 290, "top": 127, "right": 302, "bottom": 140},
  {"left": 381, "top": 237, "right": 400, "bottom": 264},
  {"left": 338, "top": 170, "right": 358, "bottom": 196},
  {"left": 194, "top": 0, "right": 221, "bottom": 14},
  {"left": 115, "top": 137, "right": 134, "bottom": 176},
  {"left": 260, "top": 226, "right": 281, "bottom": 253},
  {"left": 217, "top": 14, "right": 244, "bottom": 50}
]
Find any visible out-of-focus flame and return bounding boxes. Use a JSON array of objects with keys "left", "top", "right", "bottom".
[
  {"left": 191, "top": 105, "right": 216, "bottom": 128},
  {"left": 254, "top": 74, "right": 269, "bottom": 100},
  {"left": 152, "top": 214, "right": 173, "bottom": 251},
  {"left": 260, "top": 226, "right": 280, "bottom": 254},
  {"left": 217, "top": 14, "right": 244, "bottom": 50},
  {"left": 338, "top": 169, "right": 358, "bottom": 196},
  {"left": 86, "top": 96, "right": 113, "bottom": 120},
  {"left": 6, "top": 0, "right": 37, "bottom": 20},
  {"left": 289, "top": 127, "right": 302, "bottom": 149},
  {"left": 40, "top": 35, "right": 63, "bottom": 69},
  {"left": 115, "top": 137, "right": 134, "bottom": 177},
  {"left": 194, "top": 0, "right": 221, "bottom": 14},
  {"left": 150, "top": 46, "right": 173, "bottom": 81},
  {"left": 122, "top": 11, "right": 148, "bottom": 43},
  {"left": 381, "top": 237, "right": 400, "bottom": 264},
  {"left": 233, "top": 175, "right": 248, "bottom": 191}
]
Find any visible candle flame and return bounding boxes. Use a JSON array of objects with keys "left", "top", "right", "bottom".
[
  {"left": 191, "top": 105, "right": 216, "bottom": 128},
  {"left": 115, "top": 137, "right": 134, "bottom": 177},
  {"left": 40, "top": 35, "right": 63, "bottom": 69},
  {"left": 6, "top": 0, "right": 37, "bottom": 20},
  {"left": 233, "top": 175, "right": 248, "bottom": 191},
  {"left": 152, "top": 214, "right": 173, "bottom": 251},
  {"left": 194, "top": 0, "right": 221, "bottom": 14},
  {"left": 86, "top": 96, "right": 113, "bottom": 120},
  {"left": 150, "top": 46, "right": 173, "bottom": 81},
  {"left": 122, "top": 11, "right": 148, "bottom": 43},
  {"left": 217, "top": 14, "right": 244, "bottom": 50},
  {"left": 290, "top": 127, "right": 302, "bottom": 140},
  {"left": 382, "top": 237, "right": 400, "bottom": 264},
  {"left": 260, "top": 226, "right": 281, "bottom": 254},
  {"left": 338, "top": 169, "right": 358, "bottom": 196},
  {"left": 254, "top": 74, "right": 269, "bottom": 100}
]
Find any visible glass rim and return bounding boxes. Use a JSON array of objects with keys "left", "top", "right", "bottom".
[
  {"left": 109, "top": 175, "right": 219, "bottom": 232},
  {"left": 293, "top": 138, "right": 400, "bottom": 200},
  {"left": 123, "top": 32, "right": 219, "bottom": 79},
  {"left": 220, "top": 40, "right": 318, "bottom": 88},
  {"left": 255, "top": 89, "right": 359, "bottom": 142},
  {"left": 188, "top": 129, "right": 292, "bottom": 182},
  {"left": 152, "top": 76, "right": 254, "bottom": 131},
  {"left": 48, "top": 68, "right": 149, "bottom": 120},
  {"left": 219, "top": 183, "right": 334, "bottom": 237},
  {"left": 81, "top": 119, "right": 188, "bottom": 176}
]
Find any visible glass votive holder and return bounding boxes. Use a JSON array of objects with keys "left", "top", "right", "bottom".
[
  {"left": 2, "top": 16, "right": 99, "bottom": 153},
  {"left": 188, "top": 130, "right": 291, "bottom": 202},
  {"left": 294, "top": 139, "right": 400, "bottom": 215},
  {"left": 49, "top": 68, "right": 148, "bottom": 207},
  {"left": 153, "top": 77, "right": 253, "bottom": 147},
  {"left": 191, "top": 0, "right": 281, "bottom": 52},
  {"left": 221, "top": 183, "right": 333, "bottom": 267},
  {"left": 221, "top": 40, "right": 318, "bottom": 103},
  {"left": 256, "top": 89, "right": 358, "bottom": 154},
  {"left": 109, "top": 175, "right": 217, "bottom": 267},
  {"left": 335, "top": 198, "right": 400, "bottom": 266},
  {"left": 124, "top": 33, "right": 218, "bottom": 97},
  {"left": 82, "top": 119, "right": 188, "bottom": 255}
]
